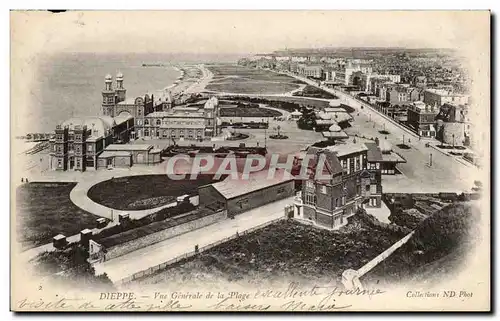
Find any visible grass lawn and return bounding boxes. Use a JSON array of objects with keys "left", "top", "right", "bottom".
[
  {"left": 219, "top": 106, "right": 282, "bottom": 118},
  {"left": 206, "top": 65, "right": 300, "bottom": 94},
  {"left": 206, "top": 81, "right": 299, "bottom": 95},
  {"left": 16, "top": 182, "right": 101, "bottom": 249},
  {"left": 208, "top": 65, "right": 297, "bottom": 82},
  {"left": 87, "top": 174, "right": 222, "bottom": 211},
  {"left": 136, "top": 217, "right": 404, "bottom": 286}
]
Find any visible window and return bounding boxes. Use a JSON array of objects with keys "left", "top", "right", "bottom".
[
  {"left": 76, "top": 159, "right": 81, "bottom": 168},
  {"left": 370, "top": 184, "right": 377, "bottom": 194},
  {"left": 237, "top": 199, "right": 249, "bottom": 209},
  {"left": 188, "top": 130, "right": 193, "bottom": 138},
  {"left": 163, "top": 130, "right": 168, "bottom": 137},
  {"left": 87, "top": 145, "right": 92, "bottom": 152},
  {"left": 179, "top": 130, "right": 185, "bottom": 138},
  {"left": 335, "top": 198, "right": 339, "bottom": 208},
  {"left": 156, "top": 119, "right": 161, "bottom": 126},
  {"left": 355, "top": 158, "right": 360, "bottom": 172},
  {"left": 76, "top": 134, "right": 82, "bottom": 141},
  {"left": 171, "top": 129, "right": 176, "bottom": 137},
  {"left": 366, "top": 185, "right": 370, "bottom": 191},
  {"left": 144, "top": 129, "right": 149, "bottom": 137},
  {"left": 144, "top": 119, "right": 150, "bottom": 126},
  {"left": 342, "top": 196, "right": 346, "bottom": 205},
  {"left": 304, "top": 193, "right": 316, "bottom": 206},
  {"left": 320, "top": 185, "right": 327, "bottom": 194},
  {"left": 137, "top": 119, "right": 143, "bottom": 126},
  {"left": 197, "top": 130, "right": 202, "bottom": 137},
  {"left": 57, "top": 159, "right": 62, "bottom": 168},
  {"left": 277, "top": 187, "right": 285, "bottom": 194},
  {"left": 306, "top": 180, "right": 315, "bottom": 189}
]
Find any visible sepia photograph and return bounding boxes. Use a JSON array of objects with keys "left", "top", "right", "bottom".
[{"left": 10, "top": 10, "right": 491, "bottom": 312}]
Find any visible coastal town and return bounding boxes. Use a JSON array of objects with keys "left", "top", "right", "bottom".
[{"left": 15, "top": 47, "right": 484, "bottom": 294}]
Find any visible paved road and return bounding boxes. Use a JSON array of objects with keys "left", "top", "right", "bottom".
[
  {"left": 68, "top": 169, "right": 188, "bottom": 221},
  {"left": 287, "top": 73, "right": 479, "bottom": 193},
  {"left": 94, "top": 197, "right": 293, "bottom": 284}
]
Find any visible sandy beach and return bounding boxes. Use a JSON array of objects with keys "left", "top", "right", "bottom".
[{"left": 167, "top": 64, "right": 213, "bottom": 98}]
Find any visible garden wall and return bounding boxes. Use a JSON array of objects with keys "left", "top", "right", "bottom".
[{"left": 103, "top": 209, "right": 227, "bottom": 261}]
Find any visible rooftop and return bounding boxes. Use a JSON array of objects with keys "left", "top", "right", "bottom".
[
  {"left": 325, "top": 142, "right": 368, "bottom": 158},
  {"left": 365, "top": 142, "right": 384, "bottom": 162},
  {"left": 99, "top": 151, "right": 132, "bottom": 158},
  {"left": 306, "top": 146, "right": 344, "bottom": 178},
  {"left": 382, "top": 153, "right": 407, "bottom": 163},
  {"left": 117, "top": 97, "right": 138, "bottom": 105},
  {"left": 210, "top": 169, "right": 294, "bottom": 200},
  {"left": 145, "top": 110, "right": 205, "bottom": 118},
  {"left": 61, "top": 116, "right": 115, "bottom": 138},
  {"left": 105, "top": 144, "right": 153, "bottom": 151},
  {"left": 425, "top": 88, "right": 467, "bottom": 97},
  {"left": 322, "top": 131, "right": 348, "bottom": 139},
  {"left": 114, "top": 112, "right": 134, "bottom": 125}
]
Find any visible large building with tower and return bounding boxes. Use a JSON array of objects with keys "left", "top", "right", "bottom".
[
  {"left": 49, "top": 115, "right": 135, "bottom": 171},
  {"left": 142, "top": 96, "right": 222, "bottom": 141},
  {"left": 49, "top": 73, "right": 222, "bottom": 171}
]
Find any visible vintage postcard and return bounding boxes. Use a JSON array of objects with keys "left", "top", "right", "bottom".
[{"left": 10, "top": 10, "right": 490, "bottom": 312}]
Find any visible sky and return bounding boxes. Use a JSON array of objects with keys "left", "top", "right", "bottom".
[{"left": 11, "top": 10, "right": 490, "bottom": 57}]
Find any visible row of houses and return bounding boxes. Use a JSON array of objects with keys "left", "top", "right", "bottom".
[{"left": 360, "top": 83, "right": 472, "bottom": 142}]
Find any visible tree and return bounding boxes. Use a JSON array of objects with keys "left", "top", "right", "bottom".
[{"left": 34, "top": 244, "right": 114, "bottom": 289}]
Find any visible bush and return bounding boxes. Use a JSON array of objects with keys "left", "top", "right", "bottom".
[
  {"left": 93, "top": 202, "right": 196, "bottom": 241},
  {"left": 227, "top": 133, "right": 249, "bottom": 141},
  {"left": 33, "top": 244, "right": 114, "bottom": 289},
  {"left": 269, "top": 134, "right": 289, "bottom": 140},
  {"left": 292, "top": 85, "right": 338, "bottom": 99},
  {"left": 364, "top": 203, "right": 479, "bottom": 285}
]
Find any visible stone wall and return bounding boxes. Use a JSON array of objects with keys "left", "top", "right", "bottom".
[{"left": 103, "top": 210, "right": 226, "bottom": 261}]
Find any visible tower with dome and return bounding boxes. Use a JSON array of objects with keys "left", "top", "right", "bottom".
[{"left": 101, "top": 73, "right": 129, "bottom": 117}]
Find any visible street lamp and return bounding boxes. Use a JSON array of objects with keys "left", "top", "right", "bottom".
[{"left": 452, "top": 134, "right": 455, "bottom": 148}]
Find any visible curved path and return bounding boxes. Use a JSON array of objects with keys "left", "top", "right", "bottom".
[{"left": 69, "top": 167, "right": 195, "bottom": 221}]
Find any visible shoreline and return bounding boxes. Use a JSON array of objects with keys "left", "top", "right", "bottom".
[{"left": 166, "top": 64, "right": 214, "bottom": 97}]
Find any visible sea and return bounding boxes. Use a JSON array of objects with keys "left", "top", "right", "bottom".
[{"left": 16, "top": 52, "right": 242, "bottom": 136}]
